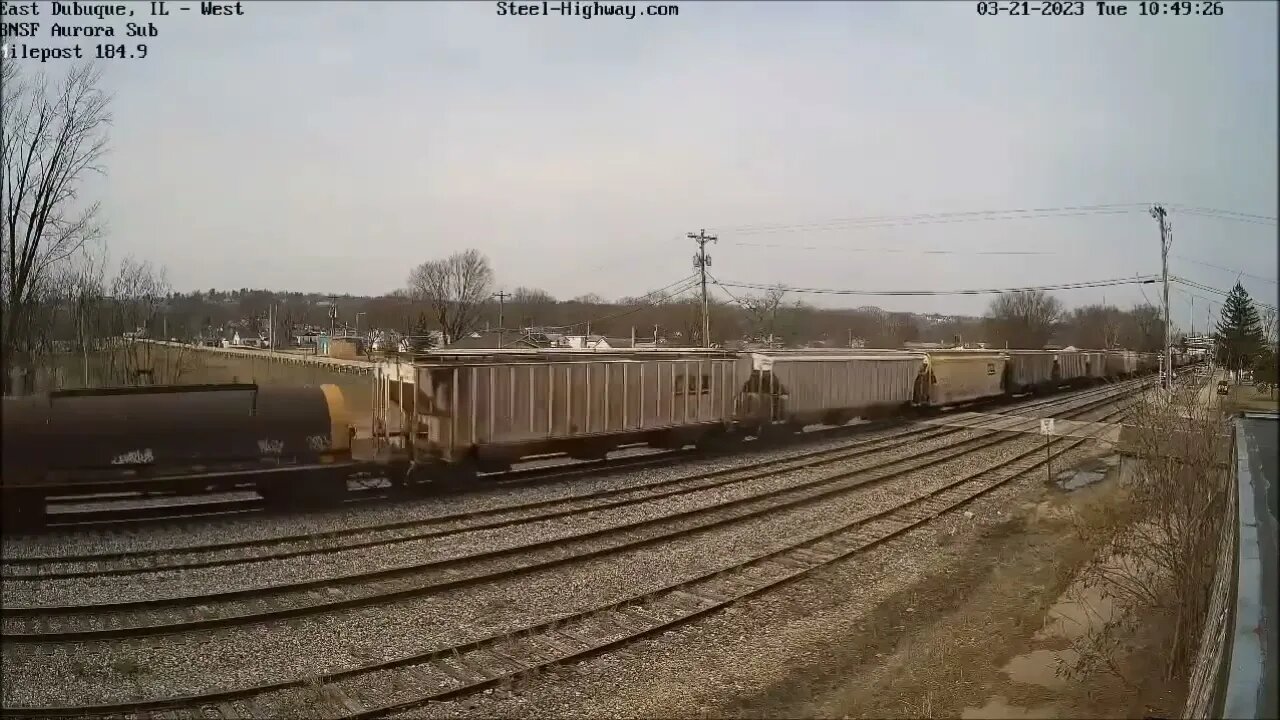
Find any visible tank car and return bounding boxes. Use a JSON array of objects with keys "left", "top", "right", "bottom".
[{"left": 1, "top": 383, "right": 357, "bottom": 526}]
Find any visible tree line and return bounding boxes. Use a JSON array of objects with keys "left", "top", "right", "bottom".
[{"left": 6, "top": 62, "right": 1270, "bottom": 395}]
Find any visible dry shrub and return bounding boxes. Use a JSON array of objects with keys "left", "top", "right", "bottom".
[{"left": 1061, "top": 379, "right": 1232, "bottom": 684}]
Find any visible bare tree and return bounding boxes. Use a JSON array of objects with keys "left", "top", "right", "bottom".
[
  {"left": 1, "top": 63, "right": 112, "bottom": 392},
  {"left": 1063, "top": 383, "right": 1232, "bottom": 686},
  {"left": 1259, "top": 306, "right": 1277, "bottom": 348},
  {"left": 97, "top": 258, "right": 197, "bottom": 385},
  {"left": 1067, "top": 304, "right": 1123, "bottom": 349},
  {"left": 985, "top": 290, "right": 1063, "bottom": 349},
  {"left": 739, "top": 285, "right": 787, "bottom": 342},
  {"left": 406, "top": 249, "right": 494, "bottom": 344},
  {"left": 510, "top": 286, "right": 557, "bottom": 328}
]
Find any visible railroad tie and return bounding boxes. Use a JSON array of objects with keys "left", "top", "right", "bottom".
[
  {"left": 435, "top": 658, "right": 484, "bottom": 686},
  {"left": 215, "top": 701, "right": 249, "bottom": 720},
  {"left": 321, "top": 685, "right": 366, "bottom": 715}
]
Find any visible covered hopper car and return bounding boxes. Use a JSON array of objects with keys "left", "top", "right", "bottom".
[
  {"left": 737, "top": 351, "right": 925, "bottom": 431},
  {"left": 1055, "top": 350, "right": 1090, "bottom": 385},
  {"left": 398, "top": 352, "right": 747, "bottom": 473},
  {"left": 1003, "top": 350, "right": 1058, "bottom": 393},
  {"left": 914, "top": 350, "right": 1008, "bottom": 406},
  {"left": 3, "top": 344, "right": 1158, "bottom": 526}
]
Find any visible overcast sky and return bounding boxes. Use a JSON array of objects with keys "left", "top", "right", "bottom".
[{"left": 11, "top": 0, "right": 1278, "bottom": 324}]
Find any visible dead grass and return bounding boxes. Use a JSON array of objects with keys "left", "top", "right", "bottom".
[
  {"left": 1222, "top": 384, "right": 1280, "bottom": 413},
  {"left": 713, "top": 454, "right": 1186, "bottom": 720}
]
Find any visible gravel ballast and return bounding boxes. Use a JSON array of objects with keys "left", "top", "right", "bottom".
[{"left": 0, "top": 423, "right": 1092, "bottom": 708}]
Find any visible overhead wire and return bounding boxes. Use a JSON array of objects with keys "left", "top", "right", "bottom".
[
  {"left": 714, "top": 275, "right": 1160, "bottom": 298},
  {"left": 1173, "top": 254, "right": 1278, "bottom": 285},
  {"left": 1167, "top": 204, "right": 1278, "bottom": 224},
  {"left": 1171, "top": 276, "right": 1277, "bottom": 312},
  {"left": 711, "top": 203, "right": 1150, "bottom": 236},
  {"left": 552, "top": 275, "right": 700, "bottom": 332},
  {"left": 703, "top": 270, "right": 746, "bottom": 306},
  {"left": 727, "top": 241, "right": 1055, "bottom": 255}
]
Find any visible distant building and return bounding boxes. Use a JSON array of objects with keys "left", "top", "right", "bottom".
[
  {"left": 231, "top": 330, "right": 265, "bottom": 348},
  {"left": 446, "top": 330, "right": 545, "bottom": 350}
]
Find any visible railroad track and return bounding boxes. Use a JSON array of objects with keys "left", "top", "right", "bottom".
[
  {"left": 4, "top": 381, "right": 1137, "bottom": 580},
  {"left": 1, "top": 381, "right": 1142, "bottom": 643},
  {"left": 0, "top": 382, "right": 1144, "bottom": 718},
  {"left": 9, "top": 380, "right": 1118, "bottom": 534}
]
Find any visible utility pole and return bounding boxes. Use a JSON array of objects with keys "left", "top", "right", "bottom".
[
  {"left": 688, "top": 229, "right": 718, "bottom": 347},
  {"left": 329, "top": 295, "right": 337, "bottom": 339},
  {"left": 1151, "top": 205, "right": 1171, "bottom": 392},
  {"left": 493, "top": 291, "right": 510, "bottom": 348}
]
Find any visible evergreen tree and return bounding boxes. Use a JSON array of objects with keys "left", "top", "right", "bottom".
[{"left": 1214, "top": 282, "right": 1265, "bottom": 375}]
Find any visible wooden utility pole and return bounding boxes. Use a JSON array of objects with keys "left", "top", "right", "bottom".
[
  {"left": 493, "top": 291, "right": 510, "bottom": 348},
  {"left": 1151, "top": 205, "right": 1171, "bottom": 391},
  {"left": 688, "top": 229, "right": 718, "bottom": 347}
]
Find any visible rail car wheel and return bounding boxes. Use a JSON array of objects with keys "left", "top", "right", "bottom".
[
  {"left": 694, "top": 427, "right": 736, "bottom": 452},
  {"left": 568, "top": 443, "right": 610, "bottom": 462}
]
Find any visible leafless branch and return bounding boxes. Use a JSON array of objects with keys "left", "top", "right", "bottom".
[{"left": 405, "top": 249, "right": 494, "bottom": 344}]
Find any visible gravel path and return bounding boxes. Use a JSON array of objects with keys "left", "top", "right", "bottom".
[{"left": 0, "top": 421, "right": 1069, "bottom": 708}]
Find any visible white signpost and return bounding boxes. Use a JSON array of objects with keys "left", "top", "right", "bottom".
[{"left": 1041, "top": 418, "right": 1055, "bottom": 482}]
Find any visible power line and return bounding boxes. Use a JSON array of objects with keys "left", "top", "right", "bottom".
[
  {"left": 726, "top": 241, "right": 1055, "bottom": 256},
  {"left": 1167, "top": 204, "right": 1278, "bottom": 224},
  {"left": 712, "top": 203, "right": 1150, "bottom": 236},
  {"left": 1171, "top": 276, "right": 1278, "bottom": 312},
  {"left": 1173, "top": 254, "right": 1278, "bottom": 285},
  {"left": 715, "top": 275, "right": 1160, "bottom": 298},
  {"left": 704, "top": 270, "right": 746, "bottom": 306},
  {"left": 553, "top": 275, "right": 700, "bottom": 332}
]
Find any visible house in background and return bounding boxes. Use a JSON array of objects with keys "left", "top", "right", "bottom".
[{"left": 231, "top": 330, "right": 265, "bottom": 348}]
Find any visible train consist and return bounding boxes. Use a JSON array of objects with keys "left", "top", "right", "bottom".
[{"left": 1, "top": 346, "right": 1189, "bottom": 525}]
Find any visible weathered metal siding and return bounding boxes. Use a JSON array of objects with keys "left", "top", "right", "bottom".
[
  {"left": 923, "top": 352, "right": 1007, "bottom": 406},
  {"left": 415, "top": 357, "right": 744, "bottom": 459},
  {"left": 1104, "top": 351, "right": 1137, "bottom": 377},
  {"left": 1083, "top": 351, "right": 1109, "bottom": 378},
  {"left": 749, "top": 352, "right": 924, "bottom": 421},
  {"left": 1056, "top": 351, "right": 1089, "bottom": 381},
  {"left": 1006, "top": 352, "right": 1056, "bottom": 389}
]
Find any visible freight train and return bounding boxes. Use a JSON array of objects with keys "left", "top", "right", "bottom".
[{"left": 0, "top": 347, "right": 1179, "bottom": 526}]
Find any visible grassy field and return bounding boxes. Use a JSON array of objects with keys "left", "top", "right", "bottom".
[{"left": 1222, "top": 383, "right": 1280, "bottom": 413}]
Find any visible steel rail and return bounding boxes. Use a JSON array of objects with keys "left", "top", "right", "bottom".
[
  {"left": 6, "top": 379, "right": 1117, "bottom": 535},
  {"left": 4, "top": 381, "right": 1131, "bottom": 580},
  {"left": 2, "top": 384, "right": 1141, "bottom": 644},
  {"left": 0, "top": 390, "right": 1140, "bottom": 719}
]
